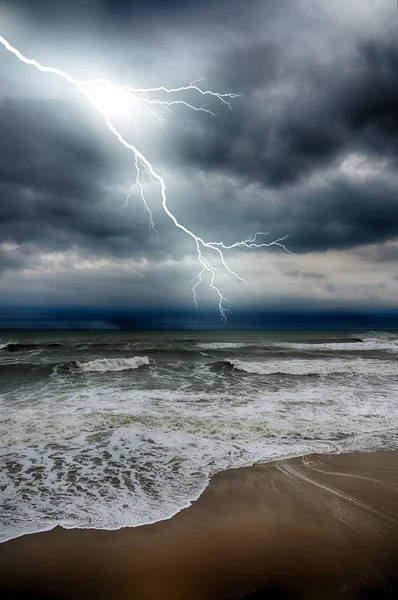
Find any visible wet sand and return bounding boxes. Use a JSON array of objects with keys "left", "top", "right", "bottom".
[{"left": 0, "top": 450, "right": 398, "bottom": 599}]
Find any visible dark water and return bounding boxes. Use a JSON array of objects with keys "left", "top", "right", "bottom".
[{"left": 1, "top": 329, "right": 398, "bottom": 541}]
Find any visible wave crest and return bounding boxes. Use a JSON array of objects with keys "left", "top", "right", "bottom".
[
  {"left": 359, "top": 331, "right": 398, "bottom": 342},
  {"left": 217, "top": 358, "right": 397, "bottom": 377},
  {"left": 52, "top": 357, "right": 150, "bottom": 374},
  {"left": 197, "top": 342, "right": 251, "bottom": 350},
  {"left": 76, "top": 356, "right": 149, "bottom": 372}
]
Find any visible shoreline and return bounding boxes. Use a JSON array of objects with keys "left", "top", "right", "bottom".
[
  {"left": 0, "top": 441, "right": 392, "bottom": 546},
  {"left": 1, "top": 449, "right": 398, "bottom": 598},
  {"left": 0, "top": 444, "right": 345, "bottom": 545}
]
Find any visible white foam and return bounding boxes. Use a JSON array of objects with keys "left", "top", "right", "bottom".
[
  {"left": 76, "top": 356, "right": 149, "bottom": 372},
  {"left": 224, "top": 358, "right": 398, "bottom": 376},
  {"left": 277, "top": 341, "right": 398, "bottom": 353},
  {"left": 360, "top": 331, "right": 398, "bottom": 341},
  {"left": 197, "top": 342, "right": 250, "bottom": 349},
  {"left": 277, "top": 332, "right": 398, "bottom": 353}
]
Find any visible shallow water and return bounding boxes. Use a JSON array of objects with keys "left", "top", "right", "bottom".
[{"left": 1, "top": 329, "right": 398, "bottom": 541}]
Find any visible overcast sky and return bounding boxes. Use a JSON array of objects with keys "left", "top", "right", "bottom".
[{"left": 0, "top": 0, "right": 397, "bottom": 327}]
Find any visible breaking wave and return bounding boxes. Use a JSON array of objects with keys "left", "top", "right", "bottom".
[
  {"left": 215, "top": 358, "right": 398, "bottom": 377},
  {"left": 76, "top": 356, "right": 150, "bottom": 372},
  {"left": 276, "top": 335, "right": 398, "bottom": 353},
  {"left": 52, "top": 356, "right": 150, "bottom": 374}
]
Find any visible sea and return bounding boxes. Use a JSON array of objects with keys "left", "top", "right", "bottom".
[{"left": 1, "top": 329, "right": 398, "bottom": 543}]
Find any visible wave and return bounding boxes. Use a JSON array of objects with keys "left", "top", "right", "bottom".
[
  {"left": 143, "top": 347, "right": 206, "bottom": 358},
  {"left": 166, "top": 337, "right": 199, "bottom": 344},
  {"left": 0, "top": 362, "right": 55, "bottom": 379},
  {"left": 213, "top": 358, "right": 398, "bottom": 377},
  {"left": 51, "top": 356, "right": 150, "bottom": 375},
  {"left": 75, "top": 356, "right": 149, "bottom": 372},
  {"left": 196, "top": 342, "right": 252, "bottom": 350},
  {"left": 0, "top": 340, "right": 145, "bottom": 353},
  {"left": 277, "top": 338, "right": 398, "bottom": 353},
  {"left": 1, "top": 342, "right": 62, "bottom": 352},
  {"left": 359, "top": 331, "right": 398, "bottom": 342}
]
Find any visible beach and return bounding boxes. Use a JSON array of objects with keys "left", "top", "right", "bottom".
[
  {"left": 1, "top": 330, "right": 398, "bottom": 597},
  {"left": 1, "top": 449, "right": 398, "bottom": 599},
  {"left": 2, "top": 329, "right": 398, "bottom": 543}
]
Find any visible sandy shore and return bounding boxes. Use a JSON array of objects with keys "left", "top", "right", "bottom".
[{"left": 0, "top": 450, "right": 398, "bottom": 599}]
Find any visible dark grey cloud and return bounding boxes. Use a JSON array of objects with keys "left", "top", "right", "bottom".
[
  {"left": 1, "top": 0, "right": 283, "bottom": 37},
  {"left": 1, "top": 33, "right": 398, "bottom": 268},
  {"left": 0, "top": 0, "right": 397, "bottom": 318},
  {"left": 0, "top": 96, "right": 178, "bottom": 269},
  {"left": 4, "top": 0, "right": 221, "bottom": 17},
  {"left": 278, "top": 176, "right": 398, "bottom": 253},
  {"left": 174, "top": 35, "right": 398, "bottom": 188}
]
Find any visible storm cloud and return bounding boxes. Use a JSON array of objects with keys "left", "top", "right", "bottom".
[{"left": 0, "top": 0, "right": 397, "bottom": 325}]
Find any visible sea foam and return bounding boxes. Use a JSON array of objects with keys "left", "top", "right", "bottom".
[
  {"left": 76, "top": 356, "right": 149, "bottom": 372},
  {"left": 222, "top": 357, "right": 398, "bottom": 376}
]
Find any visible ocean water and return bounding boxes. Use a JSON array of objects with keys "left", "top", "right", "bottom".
[{"left": 0, "top": 329, "right": 397, "bottom": 542}]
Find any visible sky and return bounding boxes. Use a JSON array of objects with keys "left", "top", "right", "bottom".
[{"left": 0, "top": 0, "right": 397, "bottom": 328}]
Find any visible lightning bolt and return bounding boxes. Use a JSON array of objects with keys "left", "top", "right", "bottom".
[{"left": 0, "top": 35, "right": 291, "bottom": 322}]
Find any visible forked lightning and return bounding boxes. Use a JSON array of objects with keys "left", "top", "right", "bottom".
[{"left": 0, "top": 35, "right": 291, "bottom": 321}]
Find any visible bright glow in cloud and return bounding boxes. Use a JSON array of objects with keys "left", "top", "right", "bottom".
[
  {"left": 0, "top": 35, "right": 291, "bottom": 321},
  {"left": 89, "top": 81, "right": 131, "bottom": 118}
]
